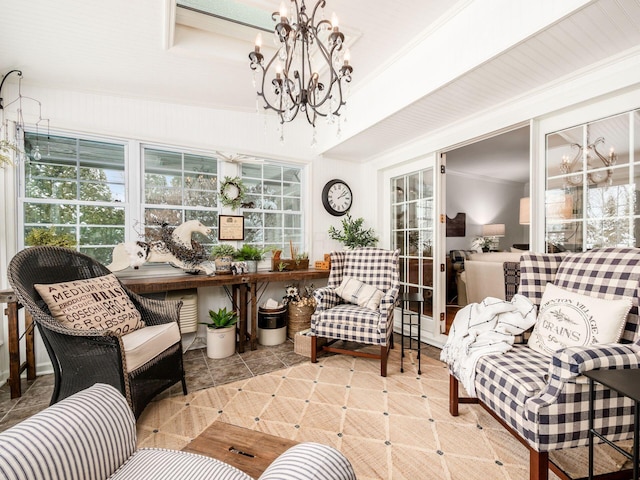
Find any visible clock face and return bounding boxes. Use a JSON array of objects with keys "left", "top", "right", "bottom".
[{"left": 322, "top": 179, "right": 352, "bottom": 216}]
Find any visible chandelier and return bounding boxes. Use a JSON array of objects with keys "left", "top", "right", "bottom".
[
  {"left": 248, "top": 0, "right": 353, "bottom": 137},
  {"left": 560, "top": 135, "right": 616, "bottom": 187}
]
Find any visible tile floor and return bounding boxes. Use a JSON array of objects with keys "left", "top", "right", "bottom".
[{"left": 0, "top": 334, "right": 442, "bottom": 433}]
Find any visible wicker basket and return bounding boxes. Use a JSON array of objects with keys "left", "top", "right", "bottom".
[
  {"left": 287, "top": 301, "right": 315, "bottom": 339},
  {"left": 294, "top": 329, "right": 326, "bottom": 357}
]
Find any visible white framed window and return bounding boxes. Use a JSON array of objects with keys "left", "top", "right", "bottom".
[
  {"left": 142, "top": 147, "right": 219, "bottom": 250},
  {"left": 19, "top": 133, "right": 307, "bottom": 265},
  {"left": 241, "top": 162, "right": 303, "bottom": 253},
  {"left": 545, "top": 108, "right": 640, "bottom": 252},
  {"left": 21, "top": 132, "right": 126, "bottom": 264}
]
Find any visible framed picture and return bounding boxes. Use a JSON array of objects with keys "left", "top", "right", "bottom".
[{"left": 218, "top": 215, "right": 244, "bottom": 241}]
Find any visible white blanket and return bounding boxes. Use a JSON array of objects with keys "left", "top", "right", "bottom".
[{"left": 440, "top": 294, "right": 537, "bottom": 396}]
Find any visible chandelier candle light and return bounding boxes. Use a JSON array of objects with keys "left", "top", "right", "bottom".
[{"left": 248, "top": 0, "right": 353, "bottom": 143}]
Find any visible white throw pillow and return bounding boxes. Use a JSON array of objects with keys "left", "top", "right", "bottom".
[
  {"left": 334, "top": 277, "right": 384, "bottom": 311},
  {"left": 527, "top": 283, "right": 632, "bottom": 356}
]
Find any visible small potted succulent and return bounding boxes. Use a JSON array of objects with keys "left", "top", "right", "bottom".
[
  {"left": 210, "top": 244, "right": 237, "bottom": 275},
  {"left": 200, "top": 306, "right": 238, "bottom": 359},
  {"left": 233, "top": 244, "right": 269, "bottom": 273}
]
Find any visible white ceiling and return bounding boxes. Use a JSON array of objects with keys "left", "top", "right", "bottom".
[{"left": 1, "top": 0, "right": 639, "bottom": 182}]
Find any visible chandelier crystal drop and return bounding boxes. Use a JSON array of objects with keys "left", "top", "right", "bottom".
[{"left": 248, "top": 0, "right": 353, "bottom": 128}]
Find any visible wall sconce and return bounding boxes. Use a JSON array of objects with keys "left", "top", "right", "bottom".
[{"left": 519, "top": 197, "right": 530, "bottom": 225}]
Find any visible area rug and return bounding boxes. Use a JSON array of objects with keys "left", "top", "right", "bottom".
[{"left": 136, "top": 348, "right": 631, "bottom": 480}]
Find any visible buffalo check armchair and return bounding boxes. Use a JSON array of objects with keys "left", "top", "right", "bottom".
[
  {"left": 448, "top": 247, "right": 640, "bottom": 480},
  {"left": 310, "top": 247, "right": 400, "bottom": 376}
]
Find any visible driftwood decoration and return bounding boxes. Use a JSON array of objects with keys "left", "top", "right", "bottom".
[{"left": 446, "top": 213, "right": 466, "bottom": 237}]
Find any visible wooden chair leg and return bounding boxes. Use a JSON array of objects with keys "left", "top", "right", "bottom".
[
  {"left": 449, "top": 374, "right": 459, "bottom": 416},
  {"left": 380, "top": 345, "right": 388, "bottom": 377},
  {"left": 529, "top": 450, "right": 549, "bottom": 480},
  {"left": 311, "top": 335, "right": 318, "bottom": 363}
]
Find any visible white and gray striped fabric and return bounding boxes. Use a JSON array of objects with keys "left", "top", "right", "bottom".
[
  {"left": 0, "top": 383, "right": 136, "bottom": 480},
  {"left": 0, "top": 383, "right": 358, "bottom": 480},
  {"left": 110, "top": 449, "right": 251, "bottom": 480},
  {"left": 258, "top": 442, "right": 357, "bottom": 480}
]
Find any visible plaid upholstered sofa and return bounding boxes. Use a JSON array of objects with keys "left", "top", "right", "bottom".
[
  {"left": 448, "top": 247, "right": 640, "bottom": 480},
  {"left": 0, "top": 383, "right": 356, "bottom": 480}
]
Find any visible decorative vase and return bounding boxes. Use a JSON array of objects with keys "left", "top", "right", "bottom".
[
  {"left": 214, "top": 256, "right": 233, "bottom": 274},
  {"left": 206, "top": 325, "right": 236, "bottom": 359}
]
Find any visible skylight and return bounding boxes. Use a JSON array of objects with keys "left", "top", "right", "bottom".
[{"left": 177, "top": 0, "right": 273, "bottom": 31}]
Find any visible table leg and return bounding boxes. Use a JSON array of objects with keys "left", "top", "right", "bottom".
[
  {"left": 250, "top": 282, "right": 258, "bottom": 350},
  {"left": 417, "top": 306, "right": 422, "bottom": 375},
  {"left": 634, "top": 399, "right": 639, "bottom": 480},
  {"left": 6, "top": 301, "right": 21, "bottom": 399},
  {"left": 25, "top": 311, "right": 36, "bottom": 380},
  {"left": 234, "top": 285, "right": 248, "bottom": 354},
  {"left": 400, "top": 301, "right": 405, "bottom": 373}
]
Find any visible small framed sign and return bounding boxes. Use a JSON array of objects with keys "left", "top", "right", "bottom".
[{"left": 218, "top": 215, "right": 244, "bottom": 241}]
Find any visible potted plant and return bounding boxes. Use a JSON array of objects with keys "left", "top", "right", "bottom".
[
  {"left": 200, "top": 306, "right": 238, "bottom": 359},
  {"left": 328, "top": 214, "right": 378, "bottom": 249},
  {"left": 234, "top": 244, "right": 269, "bottom": 273},
  {"left": 210, "top": 244, "right": 237, "bottom": 275},
  {"left": 471, "top": 236, "right": 493, "bottom": 252}
]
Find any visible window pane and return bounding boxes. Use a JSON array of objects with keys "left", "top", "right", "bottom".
[
  {"left": 143, "top": 148, "right": 219, "bottom": 236},
  {"left": 391, "top": 168, "right": 434, "bottom": 317},
  {"left": 22, "top": 132, "right": 126, "bottom": 263},
  {"left": 545, "top": 108, "right": 639, "bottom": 252},
  {"left": 242, "top": 162, "right": 304, "bottom": 254}
]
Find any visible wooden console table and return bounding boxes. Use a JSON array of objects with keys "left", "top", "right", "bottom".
[{"left": 2, "top": 269, "right": 329, "bottom": 399}]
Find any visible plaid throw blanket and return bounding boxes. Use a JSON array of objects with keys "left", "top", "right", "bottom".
[{"left": 441, "top": 294, "right": 537, "bottom": 395}]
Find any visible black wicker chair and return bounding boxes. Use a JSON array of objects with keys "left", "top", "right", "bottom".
[{"left": 7, "top": 246, "right": 187, "bottom": 418}]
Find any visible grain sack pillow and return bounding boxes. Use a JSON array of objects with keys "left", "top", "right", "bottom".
[
  {"left": 334, "top": 277, "right": 384, "bottom": 311},
  {"left": 527, "top": 282, "right": 632, "bottom": 356},
  {"left": 34, "top": 273, "right": 144, "bottom": 335}
]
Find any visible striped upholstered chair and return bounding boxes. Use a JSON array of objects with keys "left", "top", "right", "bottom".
[
  {"left": 0, "top": 383, "right": 356, "bottom": 480},
  {"left": 448, "top": 247, "right": 640, "bottom": 480},
  {"left": 310, "top": 247, "right": 400, "bottom": 376}
]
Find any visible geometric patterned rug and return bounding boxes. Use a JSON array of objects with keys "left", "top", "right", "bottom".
[{"left": 136, "top": 347, "right": 631, "bottom": 480}]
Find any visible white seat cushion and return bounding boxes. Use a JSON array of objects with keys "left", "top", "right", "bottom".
[{"left": 121, "top": 323, "right": 181, "bottom": 373}]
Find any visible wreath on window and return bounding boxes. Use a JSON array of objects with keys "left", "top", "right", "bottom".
[{"left": 219, "top": 176, "right": 247, "bottom": 210}]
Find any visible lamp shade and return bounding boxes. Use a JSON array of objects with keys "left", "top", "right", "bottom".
[
  {"left": 519, "top": 197, "right": 530, "bottom": 225},
  {"left": 482, "top": 223, "right": 505, "bottom": 237}
]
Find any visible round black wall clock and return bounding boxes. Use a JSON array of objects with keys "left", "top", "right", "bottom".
[{"left": 322, "top": 179, "right": 352, "bottom": 216}]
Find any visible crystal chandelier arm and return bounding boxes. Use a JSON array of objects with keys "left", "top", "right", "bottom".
[
  {"left": 305, "top": 40, "right": 338, "bottom": 110},
  {"left": 309, "top": 0, "right": 326, "bottom": 25},
  {"left": 589, "top": 137, "right": 615, "bottom": 167}
]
